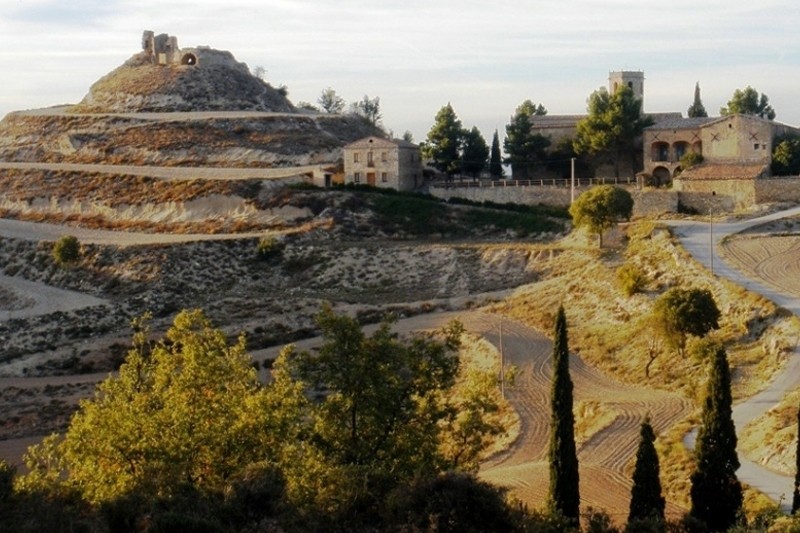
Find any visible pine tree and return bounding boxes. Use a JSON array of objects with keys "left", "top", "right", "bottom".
[
  {"left": 490, "top": 130, "right": 503, "bottom": 180},
  {"left": 690, "top": 345, "right": 742, "bottom": 532},
  {"left": 548, "top": 306, "right": 580, "bottom": 523},
  {"left": 687, "top": 82, "right": 708, "bottom": 118},
  {"left": 792, "top": 402, "right": 800, "bottom": 514},
  {"left": 628, "top": 418, "right": 665, "bottom": 524}
]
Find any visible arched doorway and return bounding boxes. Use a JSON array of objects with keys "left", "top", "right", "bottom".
[{"left": 653, "top": 166, "right": 671, "bottom": 187}]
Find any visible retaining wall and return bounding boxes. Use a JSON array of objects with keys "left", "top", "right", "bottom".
[{"left": 427, "top": 183, "right": 677, "bottom": 218}]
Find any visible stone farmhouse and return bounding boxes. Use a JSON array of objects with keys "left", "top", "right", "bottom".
[{"left": 343, "top": 137, "right": 423, "bottom": 192}]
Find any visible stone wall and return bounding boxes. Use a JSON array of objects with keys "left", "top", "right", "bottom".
[
  {"left": 675, "top": 178, "right": 753, "bottom": 213},
  {"left": 755, "top": 177, "right": 800, "bottom": 204},
  {"left": 426, "top": 182, "right": 677, "bottom": 218}
]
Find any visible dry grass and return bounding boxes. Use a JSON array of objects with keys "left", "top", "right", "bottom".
[{"left": 489, "top": 220, "right": 798, "bottom": 511}]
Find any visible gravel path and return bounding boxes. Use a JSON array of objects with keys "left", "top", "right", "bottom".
[
  {"left": 0, "top": 161, "right": 326, "bottom": 182},
  {"left": 668, "top": 205, "right": 800, "bottom": 510},
  {"left": 0, "top": 217, "right": 267, "bottom": 246}
]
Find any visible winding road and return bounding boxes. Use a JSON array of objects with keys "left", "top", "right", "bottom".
[{"left": 668, "top": 206, "right": 800, "bottom": 510}]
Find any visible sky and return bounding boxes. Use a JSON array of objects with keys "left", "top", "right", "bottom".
[{"left": 1, "top": 0, "right": 799, "bottom": 144}]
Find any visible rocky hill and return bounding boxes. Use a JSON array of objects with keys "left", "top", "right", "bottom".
[
  {"left": 74, "top": 48, "right": 295, "bottom": 114},
  {"left": 0, "top": 31, "right": 382, "bottom": 169}
]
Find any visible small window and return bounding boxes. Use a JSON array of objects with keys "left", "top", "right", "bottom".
[
  {"left": 381, "top": 172, "right": 388, "bottom": 182},
  {"left": 381, "top": 152, "right": 387, "bottom": 162},
  {"left": 754, "top": 143, "right": 759, "bottom": 150},
  {"left": 354, "top": 153, "right": 360, "bottom": 163},
  {"left": 763, "top": 144, "right": 768, "bottom": 150},
  {"left": 367, "top": 152, "right": 373, "bottom": 164},
  {"left": 354, "top": 172, "right": 361, "bottom": 183}
]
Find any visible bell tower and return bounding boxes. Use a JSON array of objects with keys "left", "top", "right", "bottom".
[{"left": 608, "top": 71, "right": 644, "bottom": 107}]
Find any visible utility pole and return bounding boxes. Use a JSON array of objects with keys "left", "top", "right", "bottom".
[
  {"left": 570, "top": 157, "right": 576, "bottom": 204},
  {"left": 499, "top": 319, "right": 505, "bottom": 400}
]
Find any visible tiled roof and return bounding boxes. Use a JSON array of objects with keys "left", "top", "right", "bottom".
[
  {"left": 344, "top": 136, "right": 418, "bottom": 149},
  {"left": 677, "top": 163, "right": 768, "bottom": 180},
  {"left": 645, "top": 116, "right": 717, "bottom": 130}
]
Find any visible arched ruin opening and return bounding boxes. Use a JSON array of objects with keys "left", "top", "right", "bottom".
[{"left": 180, "top": 53, "right": 198, "bottom": 66}]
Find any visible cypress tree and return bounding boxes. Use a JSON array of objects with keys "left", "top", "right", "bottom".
[
  {"left": 687, "top": 82, "right": 708, "bottom": 118},
  {"left": 792, "top": 402, "right": 800, "bottom": 514},
  {"left": 689, "top": 345, "right": 742, "bottom": 532},
  {"left": 628, "top": 418, "right": 665, "bottom": 525},
  {"left": 548, "top": 306, "right": 580, "bottom": 522},
  {"left": 490, "top": 130, "right": 503, "bottom": 180}
]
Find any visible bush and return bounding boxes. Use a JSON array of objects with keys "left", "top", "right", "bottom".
[
  {"left": 52, "top": 235, "right": 81, "bottom": 266},
  {"left": 255, "top": 235, "right": 285, "bottom": 261},
  {"left": 679, "top": 152, "right": 703, "bottom": 170},
  {"left": 617, "top": 263, "right": 648, "bottom": 296}
]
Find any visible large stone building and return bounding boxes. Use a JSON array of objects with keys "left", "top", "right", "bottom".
[
  {"left": 528, "top": 71, "right": 680, "bottom": 177},
  {"left": 343, "top": 137, "right": 423, "bottom": 191}
]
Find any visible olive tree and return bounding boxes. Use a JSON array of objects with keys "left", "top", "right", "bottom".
[
  {"left": 652, "top": 287, "right": 720, "bottom": 357},
  {"left": 569, "top": 185, "right": 633, "bottom": 247}
]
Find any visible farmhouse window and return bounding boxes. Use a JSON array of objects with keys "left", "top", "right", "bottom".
[
  {"left": 354, "top": 153, "right": 360, "bottom": 163},
  {"left": 354, "top": 172, "right": 361, "bottom": 183},
  {"left": 381, "top": 172, "right": 388, "bottom": 182}
]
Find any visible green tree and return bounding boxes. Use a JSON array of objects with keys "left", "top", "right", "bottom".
[
  {"left": 793, "top": 403, "right": 800, "bottom": 514},
  {"left": 402, "top": 130, "right": 414, "bottom": 143},
  {"left": 574, "top": 86, "right": 653, "bottom": 178},
  {"left": 504, "top": 100, "right": 550, "bottom": 179},
  {"left": 52, "top": 235, "right": 81, "bottom": 266},
  {"left": 720, "top": 86, "right": 776, "bottom": 120},
  {"left": 628, "top": 419, "right": 665, "bottom": 526},
  {"left": 351, "top": 95, "right": 382, "bottom": 127},
  {"left": 423, "top": 103, "right": 464, "bottom": 176},
  {"left": 318, "top": 87, "right": 345, "bottom": 114},
  {"left": 22, "top": 310, "right": 280, "bottom": 505},
  {"left": 461, "top": 126, "right": 489, "bottom": 178},
  {"left": 652, "top": 287, "right": 720, "bottom": 356},
  {"left": 286, "top": 305, "right": 486, "bottom": 512},
  {"left": 490, "top": 129, "right": 503, "bottom": 179},
  {"left": 772, "top": 135, "right": 800, "bottom": 176},
  {"left": 690, "top": 345, "right": 742, "bottom": 532},
  {"left": 548, "top": 306, "right": 580, "bottom": 523},
  {"left": 687, "top": 82, "right": 708, "bottom": 118},
  {"left": 569, "top": 185, "right": 633, "bottom": 248}
]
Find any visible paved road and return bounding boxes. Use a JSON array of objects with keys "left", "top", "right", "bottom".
[{"left": 668, "top": 205, "right": 800, "bottom": 510}]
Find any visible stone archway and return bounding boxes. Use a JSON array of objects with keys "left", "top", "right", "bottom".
[
  {"left": 651, "top": 142, "right": 669, "bottom": 162},
  {"left": 180, "top": 53, "right": 198, "bottom": 66},
  {"left": 653, "top": 166, "right": 671, "bottom": 187}
]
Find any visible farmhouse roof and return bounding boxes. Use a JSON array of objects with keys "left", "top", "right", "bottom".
[
  {"left": 344, "top": 136, "right": 417, "bottom": 149},
  {"left": 645, "top": 116, "right": 717, "bottom": 130},
  {"left": 677, "top": 163, "right": 768, "bottom": 181}
]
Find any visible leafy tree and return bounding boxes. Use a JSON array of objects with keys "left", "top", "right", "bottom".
[
  {"left": 720, "top": 86, "right": 776, "bottom": 120},
  {"left": 569, "top": 185, "right": 633, "bottom": 247},
  {"left": 461, "top": 126, "right": 489, "bottom": 178},
  {"left": 296, "top": 101, "right": 320, "bottom": 112},
  {"left": 680, "top": 151, "right": 704, "bottom": 170},
  {"left": 652, "top": 287, "right": 720, "bottom": 356},
  {"left": 793, "top": 402, "right": 800, "bottom": 514},
  {"left": 687, "top": 82, "right": 708, "bottom": 118},
  {"left": 351, "top": 95, "right": 382, "bottom": 127},
  {"left": 52, "top": 235, "right": 81, "bottom": 266},
  {"left": 690, "top": 345, "right": 742, "bottom": 532},
  {"left": 318, "top": 87, "right": 346, "bottom": 114},
  {"left": 21, "top": 310, "right": 279, "bottom": 505},
  {"left": 628, "top": 419, "right": 665, "bottom": 526},
  {"left": 284, "top": 305, "right": 504, "bottom": 514},
  {"left": 490, "top": 129, "right": 503, "bottom": 179},
  {"left": 422, "top": 103, "right": 464, "bottom": 176},
  {"left": 574, "top": 86, "right": 653, "bottom": 177},
  {"left": 402, "top": 130, "right": 414, "bottom": 143},
  {"left": 504, "top": 100, "right": 550, "bottom": 179},
  {"left": 252, "top": 65, "right": 267, "bottom": 81},
  {"left": 772, "top": 135, "right": 800, "bottom": 176},
  {"left": 548, "top": 306, "right": 580, "bottom": 523}
]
